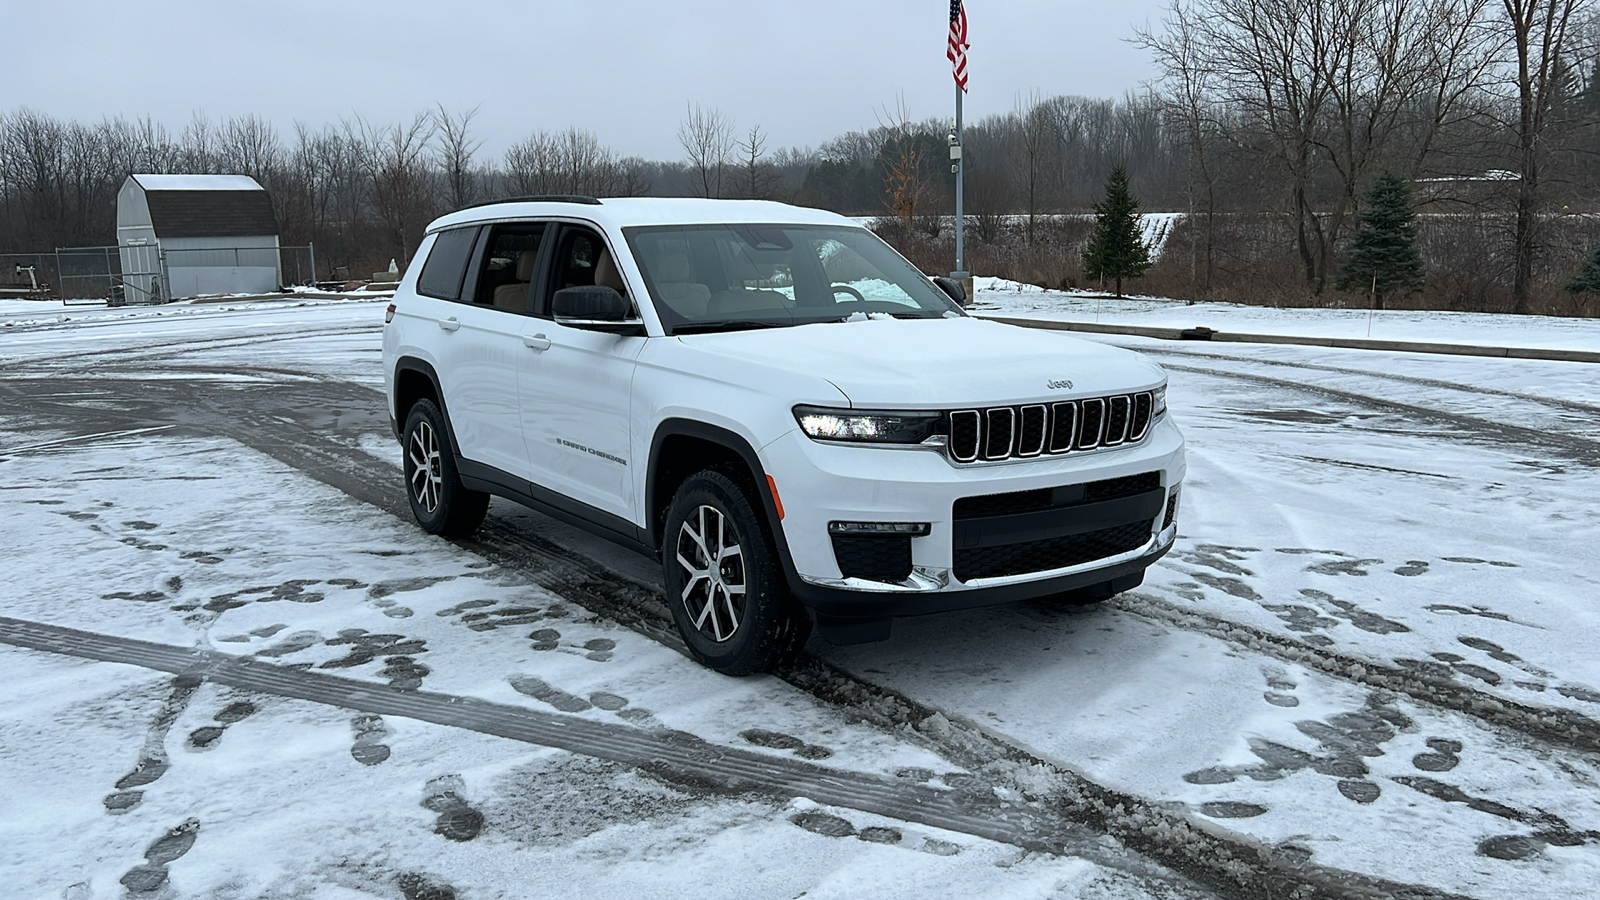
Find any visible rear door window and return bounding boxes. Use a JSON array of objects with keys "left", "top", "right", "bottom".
[
  {"left": 416, "top": 227, "right": 479, "bottom": 301},
  {"left": 467, "top": 223, "right": 549, "bottom": 312}
]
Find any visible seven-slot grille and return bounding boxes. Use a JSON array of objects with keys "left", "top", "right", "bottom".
[{"left": 948, "top": 391, "right": 1155, "bottom": 463}]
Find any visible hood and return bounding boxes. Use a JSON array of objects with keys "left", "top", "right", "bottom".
[{"left": 677, "top": 316, "right": 1165, "bottom": 408}]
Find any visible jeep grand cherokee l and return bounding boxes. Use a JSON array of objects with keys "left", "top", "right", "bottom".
[{"left": 382, "top": 196, "right": 1184, "bottom": 674}]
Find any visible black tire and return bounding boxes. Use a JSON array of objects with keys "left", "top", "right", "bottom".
[
  {"left": 662, "top": 468, "right": 811, "bottom": 675},
  {"left": 401, "top": 399, "right": 489, "bottom": 537}
]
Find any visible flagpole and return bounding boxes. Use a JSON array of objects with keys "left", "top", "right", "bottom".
[
  {"left": 947, "top": 0, "right": 969, "bottom": 303},
  {"left": 953, "top": 84, "right": 966, "bottom": 296}
]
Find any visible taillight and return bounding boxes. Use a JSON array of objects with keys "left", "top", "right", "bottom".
[{"left": 384, "top": 303, "right": 396, "bottom": 324}]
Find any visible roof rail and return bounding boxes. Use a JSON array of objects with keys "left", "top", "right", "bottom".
[{"left": 457, "top": 194, "right": 602, "bottom": 211}]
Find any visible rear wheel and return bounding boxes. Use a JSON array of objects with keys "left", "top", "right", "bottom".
[
  {"left": 402, "top": 399, "right": 489, "bottom": 537},
  {"left": 663, "top": 468, "right": 810, "bottom": 675}
]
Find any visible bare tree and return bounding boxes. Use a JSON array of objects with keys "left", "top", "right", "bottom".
[
  {"left": 433, "top": 105, "right": 483, "bottom": 210},
  {"left": 734, "top": 125, "right": 780, "bottom": 199},
  {"left": 616, "top": 156, "right": 654, "bottom": 197},
  {"left": 1141, "top": 0, "right": 1499, "bottom": 295},
  {"left": 679, "top": 104, "right": 734, "bottom": 198},
  {"left": 351, "top": 113, "right": 437, "bottom": 267},
  {"left": 505, "top": 127, "right": 622, "bottom": 197},
  {"left": 1011, "top": 92, "right": 1052, "bottom": 241},
  {"left": 1499, "top": 0, "right": 1585, "bottom": 312}
]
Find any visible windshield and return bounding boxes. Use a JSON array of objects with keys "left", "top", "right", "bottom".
[{"left": 623, "top": 223, "right": 964, "bottom": 334}]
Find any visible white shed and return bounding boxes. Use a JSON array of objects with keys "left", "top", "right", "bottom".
[{"left": 117, "top": 174, "right": 281, "bottom": 301}]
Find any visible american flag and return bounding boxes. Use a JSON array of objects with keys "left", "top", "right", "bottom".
[{"left": 947, "top": 0, "right": 970, "bottom": 92}]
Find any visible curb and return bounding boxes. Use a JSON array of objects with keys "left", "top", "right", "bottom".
[{"left": 980, "top": 315, "right": 1600, "bottom": 364}]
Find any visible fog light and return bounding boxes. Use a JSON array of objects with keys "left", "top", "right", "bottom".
[{"left": 828, "top": 521, "right": 931, "bottom": 536}]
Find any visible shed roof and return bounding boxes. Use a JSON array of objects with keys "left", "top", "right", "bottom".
[
  {"left": 131, "top": 174, "right": 265, "bottom": 192},
  {"left": 128, "top": 174, "right": 278, "bottom": 238}
]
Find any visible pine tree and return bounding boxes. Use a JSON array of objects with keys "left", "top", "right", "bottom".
[
  {"left": 1081, "top": 164, "right": 1153, "bottom": 297},
  {"left": 1337, "top": 171, "right": 1425, "bottom": 309},
  {"left": 1563, "top": 244, "right": 1600, "bottom": 296}
]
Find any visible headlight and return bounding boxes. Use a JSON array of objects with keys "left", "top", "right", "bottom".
[
  {"left": 793, "top": 406, "right": 942, "bottom": 444},
  {"left": 1153, "top": 385, "right": 1168, "bottom": 417}
]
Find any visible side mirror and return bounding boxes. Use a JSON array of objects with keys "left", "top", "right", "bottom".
[
  {"left": 933, "top": 276, "right": 967, "bottom": 304},
  {"left": 552, "top": 285, "right": 644, "bottom": 335}
]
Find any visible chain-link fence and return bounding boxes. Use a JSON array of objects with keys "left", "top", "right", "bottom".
[{"left": 0, "top": 244, "right": 317, "bottom": 305}]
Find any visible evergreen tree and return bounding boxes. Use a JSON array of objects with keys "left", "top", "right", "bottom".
[
  {"left": 1562, "top": 244, "right": 1600, "bottom": 296},
  {"left": 1081, "top": 164, "right": 1153, "bottom": 297},
  {"left": 1337, "top": 171, "right": 1425, "bottom": 309}
]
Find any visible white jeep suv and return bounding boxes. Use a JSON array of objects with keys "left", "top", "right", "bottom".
[{"left": 382, "top": 197, "right": 1184, "bottom": 674}]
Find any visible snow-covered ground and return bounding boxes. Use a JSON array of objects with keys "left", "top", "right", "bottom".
[
  {"left": 3, "top": 292, "right": 1598, "bottom": 898},
  {"left": 970, "top": 278, "right": 1600, "bottom": 351},
  {"left": 855, "top": 213, "right": 1184, "bottom": 258}
]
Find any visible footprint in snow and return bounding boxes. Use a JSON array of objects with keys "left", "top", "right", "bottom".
[
  {"left": 1262, "top": 668, "right": 1300, "bottom": 708},
  {"left": 510, "top": 675, "right": 591, "bottom": 713},
  {"left": 351, "top": 715, "right": 393, "bottom": 766},
  {"left": 1304, "top": 558, "right": 1383, "bottom": 577},
  {"left": 104, "top": 674, "right": 202, "bottom": 814},
  {"left": 421, "top": 775, "right": 484, "bottom": 842},
  {"left": 740, "top": 728, "right": 834, "bottom": 760},
  {"left": 790, "top": 812, "right": 913, "bottom": 848},
  {"left": 119, "top": 818, "right": 200, "bottom": 894},
  {"left": 1412, "top": 738, "right": 1463, "bottom": 773},
  {"left": 186, "top": 700, "right": 258, "bottom": 750},
  {"left": 398, "top": 872, "right": 459, "bottom": 900}
]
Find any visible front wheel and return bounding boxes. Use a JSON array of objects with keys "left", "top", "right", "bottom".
[
  {"left": 402, "top": 399, "right": 489, "bottom": 537},
  {"left": 662, "top": 469, "right": 810, "bottom": 675}
]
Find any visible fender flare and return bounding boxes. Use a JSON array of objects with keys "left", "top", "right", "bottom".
[
  {"left": 392, "top": 357, "right": 464, "bottom": 458},
  {"left": 646, "top": 419, "right": 799, "bottom": 583}
]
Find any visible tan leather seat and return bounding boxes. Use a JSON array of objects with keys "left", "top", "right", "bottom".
[
  {"left": 593, "top": 246, "right": 626, "bottom": 294},
  {"left": 491, "top": 250, "right": 538, "bottom": 311},
  {"left": 651, "top": 251, "right": 711, "bottom": 318}
]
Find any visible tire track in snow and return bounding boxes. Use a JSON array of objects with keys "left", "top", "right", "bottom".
[
  {"left": 39, "top": 370, "right": 1600, "bottom": 760},
  {"left": 1114, "top": 592, "right": 1600, "bottom": 757},
  {"left": 0, "top": 324, "right": 376, "bottom": 373},
  {"left": 0, "top": 616, "right": 1470, "bottom": 900},
  {"left": 1159, "top": 361, "right": 1600, "bottom": 467},
  {"left": 0, "top": 369, "right": 1493, "bottom": 899},
  {"left": 1140, "top": 345, "right": 1600, "bottom": 422}
]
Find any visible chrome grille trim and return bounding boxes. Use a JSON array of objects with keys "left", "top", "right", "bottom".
[
  {"left": 949, "top": 410, "right": 981, "bottom": 463},
  {"left": 1130, "top": 393, "right": 1153, "bottom": 441},
  {"left": 1048, "top": 401, "right": 1077, "bottom": 453},
  {"left": 984, "top": 407, "right": 1015, "bottom": 460},
  {"left": 948, "top": 391, "right": 1156, "bottom": 464},
  {"left": 1017, "top": 405, "right": 1048, "bottom": 457},
  {"left": 1104, "top": 395, "right": 1131, "bottom": 446},
  {"left": 1076, "top": 398, "right": 1105, "bottom": 450}
]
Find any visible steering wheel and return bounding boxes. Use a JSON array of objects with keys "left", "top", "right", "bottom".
[{"left": 830, "top": 284, "right": 866, "bottom": 302}]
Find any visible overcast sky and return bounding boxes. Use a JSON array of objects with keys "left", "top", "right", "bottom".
[{"left": 11, "top": 0, "right": 1170, "bottom": 161}]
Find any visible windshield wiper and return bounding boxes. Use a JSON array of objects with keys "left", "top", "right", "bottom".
[{"left": 672, "top": 320, "right": 791, "bottom": 335}]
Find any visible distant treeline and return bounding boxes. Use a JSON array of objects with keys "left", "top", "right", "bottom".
[{"left": 4, "top": 0, "right": 1600, "bottom": 315}]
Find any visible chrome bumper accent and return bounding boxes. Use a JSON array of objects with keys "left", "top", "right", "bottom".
[{"left": 798, "top": 527, "right": 1175, "bottom": 595}]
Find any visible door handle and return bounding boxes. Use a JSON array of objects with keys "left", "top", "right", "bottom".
[
  {"left": 438, "top": 317, "right": 461, "bottom": 332},
  {"left": 523, "top": 333, "right": 552, "bottom": 351}
]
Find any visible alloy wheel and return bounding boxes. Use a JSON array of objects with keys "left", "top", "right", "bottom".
[
  {"left": 675, "top": 504, "right": 747, "bottom": 642},
  {"left": 408, "top": 419, "right": 443, "bottom": 514}
]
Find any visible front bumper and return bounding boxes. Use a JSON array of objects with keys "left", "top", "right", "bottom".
[{"left": 762, "top": 415, "right": 1185, "bottom": 619}]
